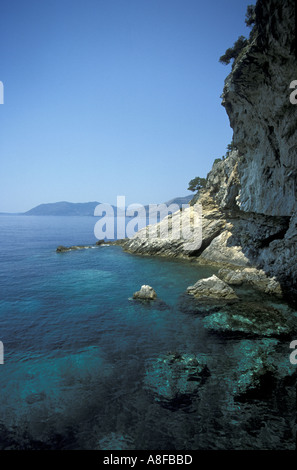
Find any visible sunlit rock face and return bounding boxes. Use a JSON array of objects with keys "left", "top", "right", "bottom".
[
  {"left": 222, "top": 0, "right": 297, "bottom": 217},
  {"left": 187, "top": 275, "right": 238, "bottom": 300},
  {"left": 216, "top": 0, "right": 297, "bottom": 299},
  {"left": 120, "top": 0, "right": 297, "bottom": 303}
]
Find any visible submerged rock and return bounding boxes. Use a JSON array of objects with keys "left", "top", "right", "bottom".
[
  {"left": 144, "top": 352, "right": 210, "bottom": 410},
  {"left": 97, "top": 432, "right": 134, "bottom": 450},
  {"left": 56, "top": 244, "right": 94, "bottom": 252},
  {"left": 133, "top": 285, "right": 157, "bottom": 301},
  {"left": 203, "top": 301, "right": 295, "bottom": 337},
  {"left": 230, "top": 339, "right": 279, "bottom": 400},
  {"left": 187, "top": 274, "right": 238, "bottom": 300},
  {"left": 177, "top": 293, "right": 223, "bottom": 316}
]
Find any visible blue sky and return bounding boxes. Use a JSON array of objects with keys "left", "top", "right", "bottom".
[{"left": 0, "top": 0, "right": 255, "bottom": 212}]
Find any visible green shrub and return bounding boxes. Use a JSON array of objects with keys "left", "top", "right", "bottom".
[
  {"left": 219, "top": 35, "right": 248, "bottom": 66},
  {"left": 188, "top": 176, "right": 207, "bottom": 192}
]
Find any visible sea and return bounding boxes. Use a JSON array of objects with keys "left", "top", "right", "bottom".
[{"left": 0, "top": 215, "right": 295, "bottom": 450}]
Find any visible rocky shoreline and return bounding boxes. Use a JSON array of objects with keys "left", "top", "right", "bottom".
[
  {"left": 56, "top": 239, "right": 115, "bottom": 252},
  {"left": 140, "top": 270, "right": 297, "bottom": 413},
  {"left": 113, "top": 0, "right": 297, "bottom": 307},
  {"left": 54, "top": 0, "right": 297, "bottom": 443}
]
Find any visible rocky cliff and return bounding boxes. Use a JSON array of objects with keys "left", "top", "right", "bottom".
[{"left": 120, "top": 0, "right": 297, "bottom": 304}]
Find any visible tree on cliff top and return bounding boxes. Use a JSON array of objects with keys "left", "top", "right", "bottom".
[
  {"left": 245, "top": 5, "right": 256, "bottom": 27},
  {"left": 188, "top": 177, "right": 206, "bottom": 193},
  {"left": 219, "top": 35, "right": 248, "bottom": 66},
  {"left": 219, "top": 4, "right": 256, "bottom": 67}
]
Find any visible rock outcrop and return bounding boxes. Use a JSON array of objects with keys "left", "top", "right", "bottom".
[
  {"left": 222, "top": 0, "right": 296, "bottom": 218},
  {"left": 217, "top": 267, "right": 282, "bottom": 296},
  {"left": 119, "top": 0, "right": 297, "bottom": 305},
  {"left": 203, "top": 301, "right": 297, "bottom": 337},
  {"left": 187, "top": 275, "right": 238, "bottom": 301},
  {"left": 56, "top": 240, "right": 110, "bottom": 252},
  {"left": 133, "top": 285, "right": 157, "bottom": 301},
  {"left": 56, "top": 244, "right": 96, "bottom": 252}
]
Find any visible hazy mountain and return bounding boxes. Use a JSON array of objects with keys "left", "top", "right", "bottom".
[
  {"left": 23, "top": 201, "right": 101, "bottom": 216},
  {"left": 0, "top": 195, "right": 193, "bottom": 216}
]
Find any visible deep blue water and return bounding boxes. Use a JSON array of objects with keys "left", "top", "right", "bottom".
[{"left": 0, "top": 215, "right": 295, "bottom": 450}]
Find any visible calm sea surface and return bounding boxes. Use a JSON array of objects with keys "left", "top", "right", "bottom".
[{"left": 0, "top": 215, "right": 295, "bottom": 450}]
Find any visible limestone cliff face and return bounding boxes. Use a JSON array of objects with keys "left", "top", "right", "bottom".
[
  {"left": 121, "top": 0, "right": 297, "bottom": 302},
  {"left": 216, "top": 0, "right": 297, "bottom": 299},
  {"left": 222, "top": 0, "right": 297, "bottom": 217}
]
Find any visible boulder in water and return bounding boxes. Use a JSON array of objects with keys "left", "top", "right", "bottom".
[
  {"left": 187, "top": 274, "right": 238, "bottom": 300},
  {"left": 133, "top": 285, "right": 157, "bottom": 301}
]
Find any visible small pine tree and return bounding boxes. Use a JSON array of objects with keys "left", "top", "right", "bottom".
[
  {"left": 219, "top": 35, "right": 248, "bottom": 66},
  {"left": 245, "top": 5, "right": 256, "bottom": 27},
  {"left": 188, "top": 177, "right": 207, "bottom": 192},
  {"left": 225, "top": 138, "right": 237, "bottom": 158}
]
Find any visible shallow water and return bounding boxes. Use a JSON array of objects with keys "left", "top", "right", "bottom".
[{"left": 0, "top": 215, "right": 295, "bottom": 449}]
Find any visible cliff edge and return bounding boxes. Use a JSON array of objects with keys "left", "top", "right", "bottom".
[{"left": 120, "top": 0, "right": 297, "bottom": 304}]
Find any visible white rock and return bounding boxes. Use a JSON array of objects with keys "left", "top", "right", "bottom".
[
  {"left": 133, "top": 285, "right": 157, "bottom": 300},
  {"left": 187, "top": 275, "right": 238, "bottom": 300}
]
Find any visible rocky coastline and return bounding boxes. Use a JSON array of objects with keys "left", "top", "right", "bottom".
[
  {"left": 53, "top": 0, "right": 297, "bottom": 444},
  {"left": 115, "top": 0, "right": 297, "bottom": 307}
]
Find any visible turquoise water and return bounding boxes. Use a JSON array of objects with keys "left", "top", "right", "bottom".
[{"left": 0, "top": 216, "right": 295, "bottom": 450}]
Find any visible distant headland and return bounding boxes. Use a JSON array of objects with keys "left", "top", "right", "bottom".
[{"left": 0, "top": 195, "right": 192, "bottom": 217}]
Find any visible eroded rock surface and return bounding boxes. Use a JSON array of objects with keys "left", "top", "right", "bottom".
[
  {"left": 133, "top": 285, "right": 157, "bottom": 301},
  {"left": 218, "top": 267, "right": 282, "bottom": 296},
  {"left": 187, "top": 275, "right": 238, "bottom": 301},
  {"left": 203, "top": 301, "right": 297, "bottom": 337},
  {"left": 118, "top": 0, "right": 297, "bottom": 304}
]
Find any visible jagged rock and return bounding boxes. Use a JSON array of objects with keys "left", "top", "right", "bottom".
[
  {"left": 56, "top": 245, "right": 69, "bottom": 252},
  {"left": 219, "top": 0, "right": 297, "bottom": 299},
  {"left": 206, "top": 150, "right": 240, "bottom": 211},
  {"left": 133, "top": 285, "right": 157, "bottom": 301},
  {"left": 199, "top": 230, "right": 250, "bottom": 267},
  {"left": 114, "top": 0, "right": 297, "bottom": 304},
  {"left": 120, "top": 196, "right": 225, "bottom": 258},
  {"left": 218, "top": 267, "right": 282, "bottom": 297},
  {"left": 203, "top": 301, "right": 296, "bottom": 337},
  {"left": 56, "top": 244, "right": 94, "bottom": 252},
  {"left": 187, "top": 275, "right": 238, "bottom": 300},
  {"left": 95, "top": 239, "right": 106, "bottom": 245},
  {"left": 222, "top": 0, "right": 297, "bottom": 217},
  {"left": 143, "top": 352, "right": 210, "bottom": 409}
]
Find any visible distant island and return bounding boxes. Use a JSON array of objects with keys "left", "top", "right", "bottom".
[
  {"left": 0, "top": 195, "right": 192, "bottom": 217},
  {"left": 24, "top": 201, "right": 101, "bottom": 216}
]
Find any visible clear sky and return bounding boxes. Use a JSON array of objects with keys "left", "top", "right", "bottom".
[{"left": 0, "top": 0, "right": 255, "bottom": 212}]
